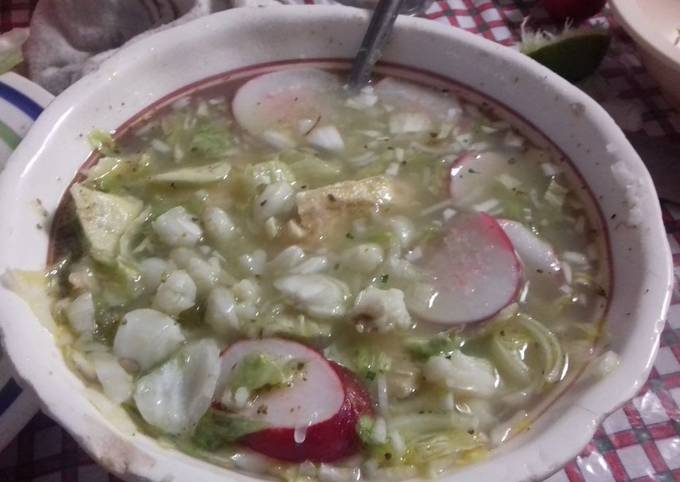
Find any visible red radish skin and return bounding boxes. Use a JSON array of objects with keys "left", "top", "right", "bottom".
[
  {"left": 217, "top": 339, "right": 373, "bottom": 463},
  {"left": 413, "top": 212, "right": 522, "bottom": 326},
  {"left": 242, "top": 363, "right": 373, "bottom": 462},
  {"left": 542, "top": 0, "right": 606, "bottom": 22}
]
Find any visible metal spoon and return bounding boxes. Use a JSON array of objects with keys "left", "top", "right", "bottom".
[{"left": 348, "top": 0, "right": 406, "bottom": 90}]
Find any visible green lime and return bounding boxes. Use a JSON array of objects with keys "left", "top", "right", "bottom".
[{"left": 521, "top": 28, "right": 610, "bottom": 83}]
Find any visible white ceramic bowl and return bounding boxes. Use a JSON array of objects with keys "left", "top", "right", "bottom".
[
  {"left": 609, "top": 0, "right": 680, "bottom": 108},
  {"left": 0, "top": 6, "right": 673, "bottom": 482}
]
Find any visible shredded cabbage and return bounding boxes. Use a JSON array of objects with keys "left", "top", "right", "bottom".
[
  {"left": 150, "top": 161, "right": 231, "bottom": 184},
  {"left": 192, "top": 409, "right": 268, "bottom": 451},
  {"left": 516, "top": 314, "right": 565, "bottom": 383},
  {"left": 406, "top": 333, "right": 463, "bottom": 360},
  {"left": 389, "top": 412, "right": 477, "bottom": 436},
  {"left": 289, "top": 154, "right": 344, "bottom": 187},
  {"left": 354, "top": 348, "right": 392, "bottom": 381},
  {"left": 71, "top": 184, "right": 144, "bottom": 264},
  {"left": 242, "top": 160, "right": 296, "bottom": 192},
  {"left": 258, "top": 314, "right": 332, "bottom": 341},
  {"left": 88, "top": 130, "right": 118, "bottom": 157},
  {"left": 228, "top": 352, "right": 303, "bottom": 392},
  {"left": 490, "top": 325, "right": 531, "bottom": 385},
  {"left": 403, "top": 431, "right": 486, "bottom": 466},
  {"left": 357, "top": 415, "right": 377, "bottom": 445},
  {"left": 189, "top": 122, "right": 232, "bottom": 159}
]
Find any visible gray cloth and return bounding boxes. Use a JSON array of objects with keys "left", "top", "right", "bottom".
[{"left": 24, "top": 0, "right": 231, "bottom": 94}]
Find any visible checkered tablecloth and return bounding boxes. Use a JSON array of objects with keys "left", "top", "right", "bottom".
[{"left": 1, "top": 0, "right": 680, "bottom": 481}]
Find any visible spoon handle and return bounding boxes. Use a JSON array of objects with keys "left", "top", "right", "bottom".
[{"left": 348, "top": 0, "right": 405, "bottom": 91}]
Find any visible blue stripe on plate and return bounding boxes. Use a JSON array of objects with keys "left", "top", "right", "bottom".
[
  {"left": 0, "top": 81, "right": 44, "bottom": 120},
  {"left": 0, "top": 378, "right": 22, "bottom": 415}
]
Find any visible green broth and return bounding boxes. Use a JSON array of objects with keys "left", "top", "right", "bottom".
[{"left": 47, "top": 66, "right": 610, "bottom": 481}]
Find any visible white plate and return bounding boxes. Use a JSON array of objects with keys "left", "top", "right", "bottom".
[
  {"left": 610, "top": 0, "right": 680, "bottom": 107},
  {"left": 0, "top": 72, "right": 53, "bottom": 450}
]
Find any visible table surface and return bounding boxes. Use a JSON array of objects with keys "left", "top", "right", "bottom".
[{"left": 1, "top": 1, "right": 680, "bottom": 481}]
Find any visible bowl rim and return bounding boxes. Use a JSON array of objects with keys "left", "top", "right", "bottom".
[
  {"left": 609, "top": 0, "right": 680, "bottom": 71},
  {"left": 0, "top": 5, "right": 673, "bottom": 482}
]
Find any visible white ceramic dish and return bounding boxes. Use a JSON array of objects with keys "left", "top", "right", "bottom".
[
  {"left": 0, "top": 6, "right": 673, "bottom": 482},
  {"left": 0, "top": 72, "right": 52, "bottom": 450},
  {"left": 609, "top": 0, "right": 680, "bottom": 108}
]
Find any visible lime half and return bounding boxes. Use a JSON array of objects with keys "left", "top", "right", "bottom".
[{"left": 521, "top": 28, "right": 610, "bottom": 83}]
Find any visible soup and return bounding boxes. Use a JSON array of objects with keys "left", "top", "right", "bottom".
[{"left": 42, "top": 65, "right": 610, "bottom": 481}]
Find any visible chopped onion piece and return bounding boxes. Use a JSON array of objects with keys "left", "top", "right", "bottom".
[
  {"left": 385, "top": 162, "right": 400, "bottom": 176},
  {"left": 262, "top": 129, "right": 296, "bottom": 150},
  {"left": 442, "top": 208, "right": 457, "bottom": 221},
  {"left": 388, "top": 429, "right": 406, "bottom": 456},
  {"left": 541, "top": 162, "right": 560, "bottom": 177},
  {"left": 561, "top": 261, "right": 573, "bottom": 285},
  {"left": 497, "top": 173, "right": 521, "bottom": 190},
  {"left": 472, "top": 198, "right": 500, "bottom": 213},
  {"left": 389, "top": 112, "right": 432, "bottom": 135},
  {"left": 372, "top": 417, "right": 388, "bottom": 444},
  {"left": 349, "top": 152, "right": 377, "bottom": 168},
  {"left": 562, "top": 251, "right": 589, "bottom": 266},
  {"left": 376, "top": 374, "right": 389, "bottom": 412},
  {"left": 503, "top": 130, "right": 525, "bottom": 148},
  {"left": 346, "top": 86, "right": 378, "bottom": 110},
  {"left": 306, "top": 125, "right": 345, "bottom": 152},
  {"left": 424, "top": 352, "right": 499, "bottom": 398},
  {"left": 151, "top": 139, "right": 172, "bottom": 154},
  {"left": 420, "top": 199, "right": 454, "bottom": 217},
  {"left": 592, "top": 350, "right": 620, "bottom": 378}
]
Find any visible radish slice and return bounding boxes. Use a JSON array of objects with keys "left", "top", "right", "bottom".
[
  {"left": 374, "top": 77, "right": 461, "bottom": 122},
  {"left": 410, "top": 212, "right": 522, "bottom": 325},
  {"left": 217, "top": 339, "right": 344, "bottom": 424},
  {"left": 243, "top": 363, "right": 372, "bottom": 462},
  {"left": 232, "top": 69, "right": 341, "bottom": 136},
  {"left": 449, "top": 151, "right": 512, "bottom": 205},
  {"left": 497, "top": 219, "right": 562, "bottom": 276},
  {"left": 217, "top": 339, "right": 373, "bottom": 462}
]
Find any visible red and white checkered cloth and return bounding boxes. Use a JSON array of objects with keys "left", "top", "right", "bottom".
[
  {"left": 0, "top": 0, "right": 36, "bottom": 33},
  {"left": 1, "top": 1, "right": 680, "bottom": 481}
]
